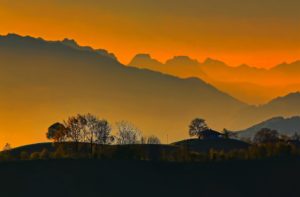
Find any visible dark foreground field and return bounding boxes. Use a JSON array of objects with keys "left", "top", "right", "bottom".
[{"left": 0, "top": 159, "right": 299, "bottom": 197}]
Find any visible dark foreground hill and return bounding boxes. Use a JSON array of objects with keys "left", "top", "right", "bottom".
[
  {"left": 8, "top": 139, "right": 250, "bottom": 158},
  {"left": 173, "top": 138, "right": 250, "bottom": 152},
  {"left": 0, "top": 159, "right": 299, "bottom": 197}
]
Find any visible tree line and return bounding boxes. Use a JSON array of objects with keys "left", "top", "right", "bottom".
[
  {"left": 46, "top": 114, "right": 161, "bottom": 153},
  {"left": 1, "top": 115, "right": 300, "bottom": 162}
]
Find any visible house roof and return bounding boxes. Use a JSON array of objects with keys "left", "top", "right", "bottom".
[{"left": 200, "top": 129, "right": 223, "bottom": 136}]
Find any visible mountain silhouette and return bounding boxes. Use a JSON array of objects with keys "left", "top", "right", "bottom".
[
  {"left": 129, "top": 54, "right": 208, "bottom": 80},
  {"left": 2, "top": 33, "right": 300, "bottom": 145},
  {"left": 231, "top": 92, "right": 300, "bottom": 129},
  {"left": 129, "top": 54, "right": 300, "bottom": 104},
  {"left": 0, "top": 34, "right": 246, "bottom": 144},
  {"left": 61, "top": 38, "right": 117, "bottom": 60},
  {"left": 238, "top": 116, "right": 300, "bottom": 138}
]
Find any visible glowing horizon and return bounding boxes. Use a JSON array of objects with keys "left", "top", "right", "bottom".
[
  {"left": 1, "top": 0, "right": 300, "bottom": 147},
  {"left": 1, "top": 0, "right": 300, "bottom": 68}
]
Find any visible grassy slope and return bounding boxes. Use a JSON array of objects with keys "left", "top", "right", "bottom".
[{"left": 0, "top": 159, "right": 299, "bottom": 197}]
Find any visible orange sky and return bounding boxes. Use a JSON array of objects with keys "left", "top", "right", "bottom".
[
  {"left": 1, "top": 0, "right": 300, "bottom": 147},
  {"left": 1, "top": 0, "right": 300, "bottom": 68}
]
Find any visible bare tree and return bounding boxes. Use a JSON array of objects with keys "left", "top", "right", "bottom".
[
  {"left": 64, "top": 115, "right": 83, "bottom": 151},
  {"left": 147, "top": 135, "right": 161, "bottom": 144},
  {"left": 189, "top": 118, "right": 209, "bottom": 138},
  {"left": 83, "top": 114, "right": 113, "bottom": 154},
  {"left": 116, "top": 121, "right": 141, "bottom": 144},
  {"left": 95, "top": 119, "right": 113, "bottom": 145},
  {"left": 82, "top": 114, "right": 97, "bottom": 146},
  {"left": 77, "top": 114, "right": 89, "bottom": 142},
  {"left": 46, "top": 122, "right": 67, "bottom": 142}
]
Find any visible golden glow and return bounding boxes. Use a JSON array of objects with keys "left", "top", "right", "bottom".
[
  {"left": 1, "top": 1, "right": 300, "bottom": 68},
  {"left": 1, "top": 0, "right": 300, "bottom": 147}
]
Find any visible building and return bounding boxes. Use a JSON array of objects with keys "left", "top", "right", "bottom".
[{"left": 199, "top": 129, "right": 223, "bottom": 140}]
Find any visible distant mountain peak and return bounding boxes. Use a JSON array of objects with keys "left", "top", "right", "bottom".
[
  {"left": 1, "top": 33, "right": 44, "bottom": 44},
  {"left": 60, "top": 38, "right": 117, "bottom": 60},
  {"left": 168, "top": 55, "right": 196, "bottom": 61},
  {"left": 270, "top": 92, "right": 300, "bottom": 103},
  {"left": 129, "top": 53, "right": 163, "bottom": 67},
  {"left": 203, "top": 58, "right": 226, "bottom": 66},
  {"left": 62, "top": 38, "right": 78, "bottom": 46},
  {"left": 0, "top": 33, "right": 117, "bottom": 60},
  {"left": 133, "top": 53, "right": 153, "bottom": 59},
  {"left": 165, "top": 56, "right": 199, "bottom": 66},
  {"left": 6, "top": 33, "right": 21, "bottom": 38},
  {"left": 238, "top": 64, "right": 251, "bottom": 68}
]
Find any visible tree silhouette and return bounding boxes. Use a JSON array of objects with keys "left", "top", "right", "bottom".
[
  {"left": 116, "top": 121, "right": 141, "bottom": 144},
  {"left": 254, "top": 128, "right": 279, "bottom": 144},
  {"left": 64, "top": 115, "right": 84, "bottom": 151},
  {"left": 83, "top": 114, "right": 113, "bottom": 154},
  {"left": 147, "top": 135, "right": 161, "bottom": 144},
  {"left": 46, "top": 122, "right": 67, "bottom": 142},
  {"left": 95, "top": 119, "right": 113, "bottom": 145},
  {"left": 189, "top": 118, "right": 209, "bottom": 138}
]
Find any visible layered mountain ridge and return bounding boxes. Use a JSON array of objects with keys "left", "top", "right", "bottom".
[
  {"left": 129, "top": 53, "right": 300, "bottom": 104},
  {"left": 0, "top": 33, "right": 299, "bottom": 145}
]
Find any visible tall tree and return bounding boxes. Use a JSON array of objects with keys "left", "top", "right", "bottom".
[
  {"left": 84, "top": 114, "right": 113, "bottom": 154},
  {"left": 64, "top": 115, "right": 83, "bottom": 151},
  {"left": 189, "top": 118, "right": 209, "bottom": 138},
  {"left": 95, "top": 119, "right": 113, "bottom": 145}
]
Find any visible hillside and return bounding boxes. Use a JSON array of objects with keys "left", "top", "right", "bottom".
[
  {"left": 238, "top": 116, "right": 300, "bottom": 138},
  {"left": 232, "top": 93, "right": 300, "bottom": 129},
  {"left": 7, "top": 142, "right": 183, "bottom": 160},
  {"left": 0, "top": 34, "right": 246, "bottom": 145},
  {"left": 7, "top": 138, "right": 250, "bottom": 158}
]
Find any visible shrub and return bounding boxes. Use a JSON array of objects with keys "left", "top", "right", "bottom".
[
  {"left": 51, "top": 145, "right": 66, "bottom": 159},
  {"left": 20, "top": 151, "right": 30, "bottom": 160},
  {"left": 30, "top": 152, "right": 40, "bottom": 160},
  {"left": 39, "top": 148, "right": 50, "bottom": 159}
]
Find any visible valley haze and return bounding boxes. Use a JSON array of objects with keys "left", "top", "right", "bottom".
[{"left": 0, "top": 33, "right": 300, "bottom": 147}]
